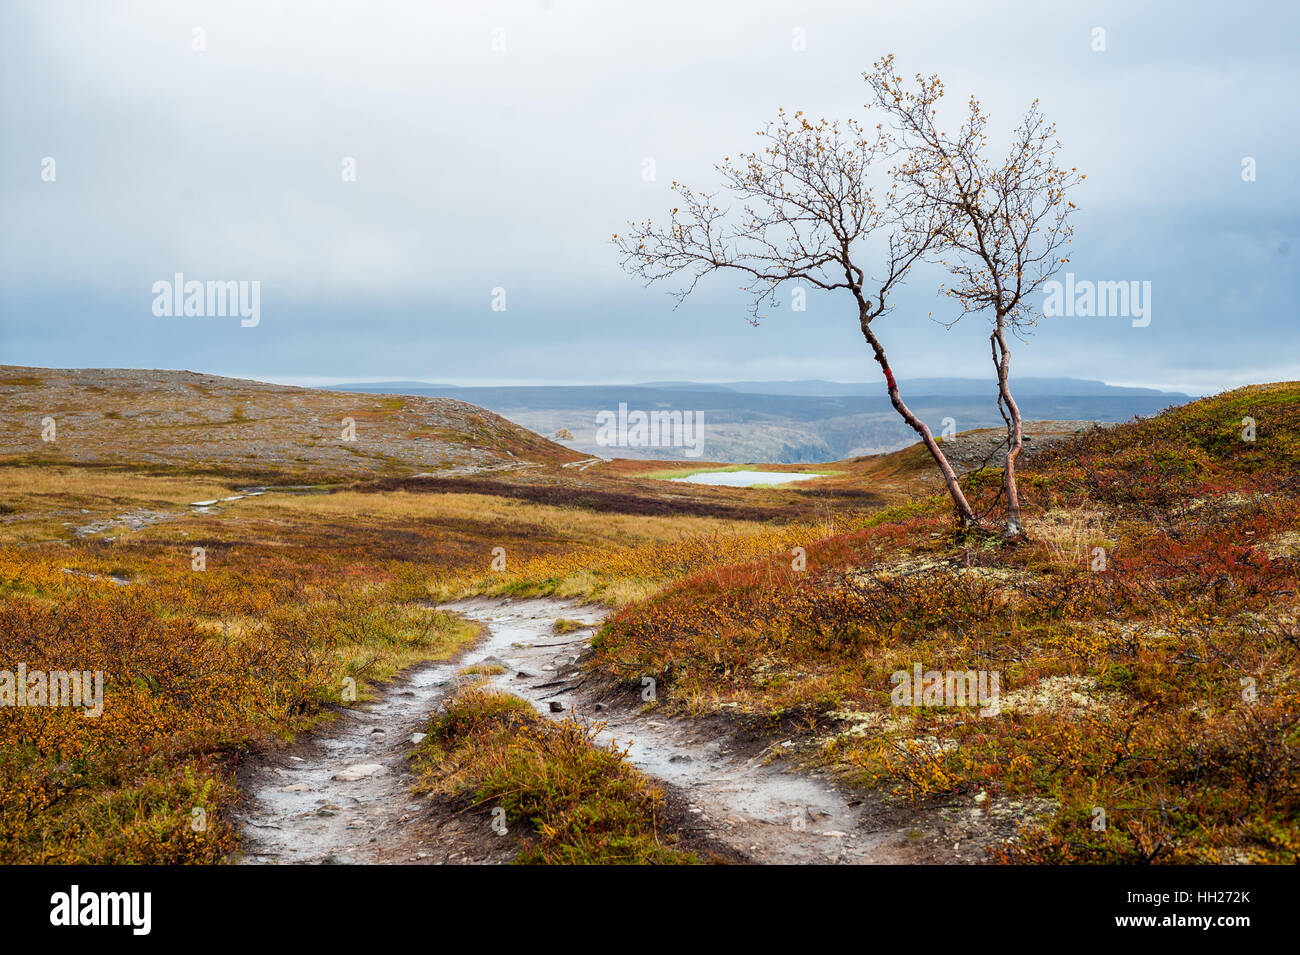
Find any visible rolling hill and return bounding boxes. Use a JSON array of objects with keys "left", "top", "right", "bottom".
[{"left": 0, "top": 366, "right": 581, "bottom": 482}]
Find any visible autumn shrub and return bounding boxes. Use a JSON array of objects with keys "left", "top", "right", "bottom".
[
  {"left": 411, "top": 688, "right": 696, "bottom": 864},
  {"left": 0, "top": 545, "right": 476, "bottom": 863},
  {"left": 588, "top": 384, "right": 1300, "bottom": 863}
]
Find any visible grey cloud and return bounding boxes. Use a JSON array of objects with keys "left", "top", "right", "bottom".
[{"left": 1, "top": 0, "right": 1297, "bottom": 395}]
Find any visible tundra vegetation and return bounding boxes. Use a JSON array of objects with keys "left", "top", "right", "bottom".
[
  {"left": 580, "top": 385, "right": 1300, "bottom": 863},
  {"left": 2, "top": 362, "right": 1296, "bottom": 863},
  {"left": 410, "top": 689, "right": 701, "bottom": 864},
  {"left": 0, "top": 366, "right": 894, "bottom": 862}
]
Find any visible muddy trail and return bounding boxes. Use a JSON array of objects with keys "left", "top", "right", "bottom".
[
  {"left": 239, "top": 597, "right": 1024, "bottom": 864},
  {"left": 234, "top": 601, "right": 601, "bottom": 864},
  {"left": 447, "top": 598, "right": 894, "bottom": 863}
]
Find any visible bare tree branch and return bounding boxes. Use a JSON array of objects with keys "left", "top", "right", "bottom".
[
  {"left": 613, "top": 103, "right": 979, "bottom": 526},
  {"left": 866, "top": 55, "right": 1083, "bottom": 537}
]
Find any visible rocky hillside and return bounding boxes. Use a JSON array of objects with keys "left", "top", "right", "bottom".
[{"left": 0, "top": 366, "right": 582, "bottom": 481}]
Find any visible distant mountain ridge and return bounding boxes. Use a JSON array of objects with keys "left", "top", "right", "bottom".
[
  {"left": 332, "top": 377, "right": 1189, "bottom": 399},
  {"left": 635, "top": 378, "right": 1188, "bottom": 398},
  {"left": 322, "top": 378, "right": 1192, "bottom": 464}
]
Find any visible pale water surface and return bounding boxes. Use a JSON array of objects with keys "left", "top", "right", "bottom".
[{"left": 670, "top": 470, "right": 823, "bottom": 487}]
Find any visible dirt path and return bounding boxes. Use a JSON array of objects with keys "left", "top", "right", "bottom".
[
  {"left": 446, "top": 597, "right": 901, "bottom": 864},
  {"left": 236, "top": 658, "right": 458, "bottom": 864},
  {"left": 234, "top": 603, "right": 596, "bottom": 864},
  {"left": 239, "top": 596, "right": 1027, "bottom": 864}
]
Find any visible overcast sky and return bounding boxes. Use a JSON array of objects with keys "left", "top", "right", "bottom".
[{"left": 2, "top": 0, "right": 1297, "bottom": 395}]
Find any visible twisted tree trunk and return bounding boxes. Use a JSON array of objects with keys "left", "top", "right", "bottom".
[
  {"left": 860, "top": 312, "right": 978, "bottom": 527},
  {"left": 991, "top": 320, "right": 1024, "bottom": 537}
]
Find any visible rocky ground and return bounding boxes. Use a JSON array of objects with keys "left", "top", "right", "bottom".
[
  {"left": 936, "top": 420, "right": 1118, "bottom": 473},
  {"left": 0, "top": 365, "right": 579, "bottom": 480}
]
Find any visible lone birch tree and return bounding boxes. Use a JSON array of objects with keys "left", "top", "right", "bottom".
[
  {"left": 867, "top": 57, "right": 1083, "bottom": 537},
  {"left": 613, "top": 108, "right": 979, "bottom": 526}
]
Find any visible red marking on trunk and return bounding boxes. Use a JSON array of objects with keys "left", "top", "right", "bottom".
[{"left": 884, "top": 367, "right": 897, "bottom": 391}]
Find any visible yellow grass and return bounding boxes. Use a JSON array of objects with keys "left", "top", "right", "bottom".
[
  {"left": 0, "top": 465, "right": 231, "bottom": 507},
  {"left": 268, "top": 489, "right": 768, "bottom": 547}
]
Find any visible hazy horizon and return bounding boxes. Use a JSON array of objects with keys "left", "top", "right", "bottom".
[{"left": 0, "top": 362, "right": 1211, "bottom": 397}]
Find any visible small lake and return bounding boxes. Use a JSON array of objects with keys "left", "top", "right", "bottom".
[{"left": 670, "top": 470, "right": 824, "bottom": 487}]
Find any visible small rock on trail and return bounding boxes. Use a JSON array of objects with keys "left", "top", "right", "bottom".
[{"left": 332, "top": 763, "right": 386, "bottom": 782}]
